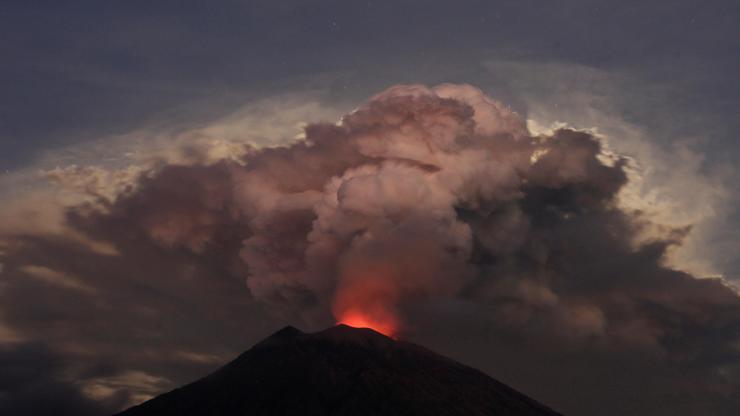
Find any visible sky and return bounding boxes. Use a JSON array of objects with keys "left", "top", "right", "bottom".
[{"left": 1, "top": 1, "right": 740, "bottom": 415}]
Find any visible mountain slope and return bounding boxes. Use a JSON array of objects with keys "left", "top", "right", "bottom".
[{"left": 116, "top": 325, "right": 562, "bottom": 415}]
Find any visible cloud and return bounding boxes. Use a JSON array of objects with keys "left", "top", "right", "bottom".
[
  {"left": 484, "top": 59, "right": 735, "bottom": 280},
  {"left": 1, "top": 83, "right": 739, "bottom": 415},
  {"left": 0, "top": 343, "right": 123, "bottom": 416},
  {"left": 19, "top": 265, "right": 96, "bottom": 294},
  {"left": 81, "top": 370, "right": 170, "bottom": 409}
]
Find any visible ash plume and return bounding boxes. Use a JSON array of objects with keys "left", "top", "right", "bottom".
[
  {"left": 70, "top": 84, "right": 740, "bottom": 344},
  {"left": 7, "top": 84, "right": 740, "bottom": 415}
]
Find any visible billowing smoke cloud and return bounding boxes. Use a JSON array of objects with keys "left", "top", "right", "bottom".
[
  {"left": 74, "top": 83, "right": 740, "bottom": 345},
  {"left": 3, "top": 84, "right": 740, "bottom": 415},
  {"left": 93, "top": 84, "right": 733, "bottom": 340}
]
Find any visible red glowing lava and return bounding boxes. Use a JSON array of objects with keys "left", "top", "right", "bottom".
[
  {"left": 332, "top": 263, "right": 402, "bottom": 337},
  {"left": 336, "top": 310, "right": 398, "bottom": 337}
]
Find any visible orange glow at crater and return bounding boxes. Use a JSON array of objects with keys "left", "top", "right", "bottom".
[
  {"left": 336, "top": 309, "right": 398, "bottom": 337},
  {"left": 332, "top": 264, "right": 402, "bottom": 338}
]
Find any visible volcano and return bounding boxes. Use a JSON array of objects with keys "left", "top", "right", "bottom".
[{"left": 116, "top": 325, "right": 562, "bottom": 415}]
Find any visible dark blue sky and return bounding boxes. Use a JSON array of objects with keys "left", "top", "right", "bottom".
[{"left": 2, "top": 0, "right": 738, "bottom": 168}]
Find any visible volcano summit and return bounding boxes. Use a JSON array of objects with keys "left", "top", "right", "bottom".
[{"left": 116, "top": 325, "right": 562, "bottom": 415}]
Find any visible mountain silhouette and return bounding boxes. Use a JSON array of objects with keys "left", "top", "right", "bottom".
[{"left": 116, "top": 325, "right": 562, "bottom": 415}]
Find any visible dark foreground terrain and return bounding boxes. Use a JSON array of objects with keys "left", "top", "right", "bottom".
[{"left": 116, "top": 325, "right": 562, "bottom": 415}]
